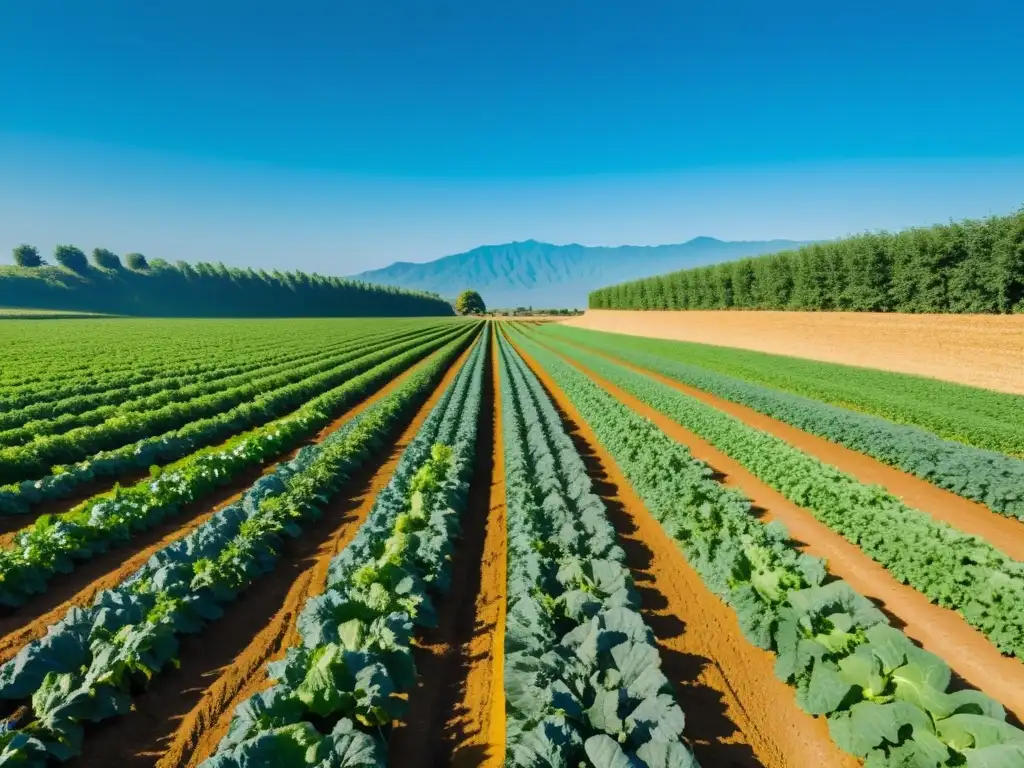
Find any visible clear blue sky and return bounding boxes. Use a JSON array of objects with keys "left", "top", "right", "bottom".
[{"left": 2, "top": 1, "right": 1022, "bottom": 273}]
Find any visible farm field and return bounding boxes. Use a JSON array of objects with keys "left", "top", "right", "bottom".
[
  {"left": 563, "top": 309, "right": 1024, "bottom": 395},
  {"left": 0, "top": 309, "right": 120, "bottom": 320},
  {"left": 0, "top": 318, "right": 1022, "bottom": 767}
]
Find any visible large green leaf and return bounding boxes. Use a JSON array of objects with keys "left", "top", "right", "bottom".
[
  {"left": 583, "top": 735, "right": 634, "bottom": 768},
  {"left": 322, "top": 718, "right": 384, "bottom": 767},
  {"left": 937, "top": 715, "right": 1024, "bottom": 751},
  {"left": 837, "top": 648, "right": 887, "bottom": 699},
  {"left": 611, "top": 641, "right": 666, "bottom": 700},
  {"left": 506, "top": 714, "right": 583, "bottom": 767},
  {"left": 586, "top": 689, "right": 625, "bottom": 738},
  {"left": 945, "top": 690, "right": 1006, "bottom": 720},
  {"left": 205, "top": 723, "right": 326, "bottom": 767},
  {"left": 864, "top": 623, "right": 915, "bottom": 673},
  {"left": 635, "top": 741, "right": 699, "bottom": 768},
  {"left": 295, "top": 644, "right": 355, "bottom": 718},
  {"left": 828, "top": 700, "right": 930, "bottom": 756},
  {"left": 624, "top": 692, "right": 686, "bottom": 744},
  {"left": 892, "top": 661, "right": 955, "bottom": 720},
  {"left": 964, "top": 744, "right": 1024, "bottom": 768},
  {"left": 218, "top": 685, "right": 305, "bottom": 753},
  {"left": 801, "top": 661, "right": 854, "bottom": 715}
]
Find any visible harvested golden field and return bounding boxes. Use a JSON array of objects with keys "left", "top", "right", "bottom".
[{"left": 562, "top": 309, "right": 1024, "bottom": 394}]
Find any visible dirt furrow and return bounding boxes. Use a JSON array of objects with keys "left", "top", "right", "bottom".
[
  {"left": 552, "top": 333, "right": 1024, "bottom": 560},
  {"left": 0, "top": 354, "right": 436, "bottom": 671},
  {"left": 144, "top": 342, "right": 477, "bottom": 768},
  {"left": 529, "top": 336, "right": 1024, "bottom": 722},
  {"left": 388, "top": 327, "right": 507, "bottom": 768},
  {"left": 509, "top": 332, "right": 855, "bottom": 768}
]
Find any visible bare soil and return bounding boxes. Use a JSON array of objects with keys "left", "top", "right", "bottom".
[
  {"left": 388, "top": 330, "right": 507, "bottom": 768},
  {"left": 564, "top": 310, "right": 1024, "bottom": 395},
  {"left": 510, "top": 333, "right": 857, "bottom": 768},
  {"left": 536, "top": 338, "right": 1024, "bottom": 722},
  {"left": 555, "top": 335, "right": 1024, "bottom": 562},
  {"left": 152, "top": 342, "right": 477, "bottom": 768}
]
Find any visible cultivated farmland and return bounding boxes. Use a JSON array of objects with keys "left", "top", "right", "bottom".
[{"left": 0, "top": 317, "right": 1022, "bottom": 767}]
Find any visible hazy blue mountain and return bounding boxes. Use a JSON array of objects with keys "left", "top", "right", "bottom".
[{"left": 349, "top": 237, "right": 808, "bottom": 308}]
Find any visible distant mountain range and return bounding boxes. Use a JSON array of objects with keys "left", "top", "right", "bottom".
[{"left": 350, "top": 237, "right": 809, "bottom": 308}]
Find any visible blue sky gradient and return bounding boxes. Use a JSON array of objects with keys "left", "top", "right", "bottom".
[{"left": 2, "top": 1, "right": 1022, "bottom": 272}]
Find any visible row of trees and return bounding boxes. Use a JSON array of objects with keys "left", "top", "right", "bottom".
[
  {"left": 590, "top": 208, "right": 1024, "bottom": 314},
  {"left": 13, "top": 244, "right": 150, "bottom": 272},
  {"left": 4, "top": 245, "right": 453, "bottom": 317}
]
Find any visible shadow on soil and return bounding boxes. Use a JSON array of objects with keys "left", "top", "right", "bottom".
[
  {"left": 67, "top": 423, "right": 424, "bottom": 767},
  {"left": 388, "top": 343, "right": 499, "bottom": 767},
  {"left": 545, "top": 391, "right": 766, "bottom": 768}
]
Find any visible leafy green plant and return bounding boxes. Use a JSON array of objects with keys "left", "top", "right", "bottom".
[
  {"left": 540, "top": 325, "right": 1024, "bottom": 519},
  {"left": 0, "top": 332, "right": 482, "bottom": 765},
  {"left": 205, "top": 330, "right": 487, "bottom": 766},
  {"left": 0, "top": 324, "right": 461, "bottom": 485},
  {"left": 530, "top": 330, "right": 1024, "bottom": 658},
  {"left": 497, "top": 333, "right": 697, "bottom": 765},
  {"left": 506, "top": 325, "right": 1024, "bottom": 766}
]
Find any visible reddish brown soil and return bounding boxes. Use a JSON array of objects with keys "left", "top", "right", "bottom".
[
  {"left": 565, "top": 310, "right": 1024, "bottom": 395},
  {"left": 388, "top": 329, "right": 507, "bottom": 768},
  {"left": 534, "top": 338, "right": 1024, "bottom": 722},
  {"left": 146, "top": 343, "right": 477, "bottom": 768},
  {"left": 554, "top": 334, "right": 1024, "bottom": 562},
  {"left": 0, "top": 356, "right": 435, "bottom": 671},
  {"left": 509, "top": 332, "right": 857, "bottom": 768}
]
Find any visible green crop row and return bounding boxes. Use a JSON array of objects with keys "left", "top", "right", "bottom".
[
  {"left": 0, "top": 325, "right": 459, "bottom": 484},
  {"left": 497, "top": 331, "right": 697, "bottom": 766},
  {"left": 201, "top": 327, "right": 488, "bottom": 767},
  {"left": 0, "top": 327, "right": 481, "bottom": 765},
  {"left": 0, "top": 326, "right": 472, "bottom": 515},
  {"left": 507, "top": 326, "right": 1024, "bottom": 767},
  {"left": 0, "top": 323, "right": 440, "bottom": 434},
  {"left": 0, "top": 325, "right": 439, "bottom": 445},
  {"left": 0, "top": 318, "right": 453, "bottom": 407},
  {"left": 537, "top": 327, "right": 1024, "bottom": 522},
  {"left": 544, "top": 325, "right": 1024, "bottom": 459},
  {"left": 0, "top": 326, "right": 479, "bottom": 606},
  {"left": 527, "top": 331, "right": 1024, "bottom": 657},
  {"left": 0, "top": 319, "right": 322, "bottom": 396}
]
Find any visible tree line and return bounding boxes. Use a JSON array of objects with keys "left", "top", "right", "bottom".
[
  {"left": 589, "top": 208, "right": 1024, "bottom": 314},
  {"left": 3, "top": 245, "right": 454, "bottom": 317}
]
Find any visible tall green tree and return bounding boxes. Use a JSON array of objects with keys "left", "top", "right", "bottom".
[
  {"left": 12, "top": 244, "right": 42, "bottom": 267},
  {"left": 54, "top": 245, "right": 88, "bottom": 272},
  {"left": 587, "top": 209, "right": 1024, "bottom": 314},
  {"left": 125, "top": 253, "right": 149, "bottom": 270},
  {"left": 91, "top": 248, "right": 122, "bottom": 270},
  {"left": 455, "top": 289, "right": 486, "bottom": 315}
]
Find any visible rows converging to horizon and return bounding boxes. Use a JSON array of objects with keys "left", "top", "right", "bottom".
[{"left": 0, "top": 312, "right": 1021, "bottom": 766}]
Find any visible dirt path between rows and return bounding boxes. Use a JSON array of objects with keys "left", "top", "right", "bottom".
[
  {"left": 528, "top": 335, "right": 1024, "bottom": 722},
  {"left": 145, "top": 341, "right": 478, "bottom": 768},
  {"left": 549, "top": 333, "right": 1024, "bottom": 561},
  {"left": 508, "top": 332, "right": 856, "bottom": 768},
  {"left": 0, "top": 351, "right": 441, "bottom": 672},
  {"left": 388, "top": 328, "right": 507, "bottom": 768},
  {"left": 564, "top": 310, "right": 1024, "bottom": 395}
]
